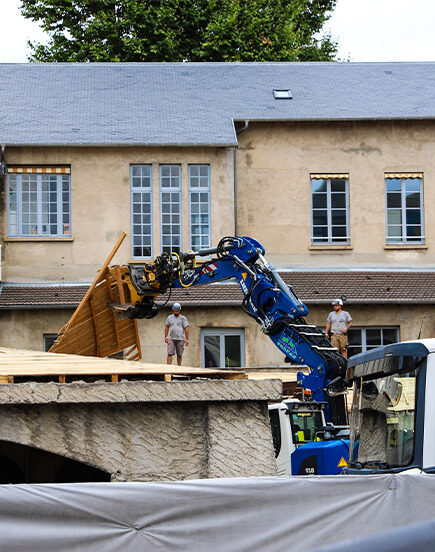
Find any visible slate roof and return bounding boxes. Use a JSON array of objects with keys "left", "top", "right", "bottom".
[
  {"left": 0, "top": 271, "right": 433, "bottom": 309},
  {"left": 1, "top": 62, "right": 434, "bottom": 147}
]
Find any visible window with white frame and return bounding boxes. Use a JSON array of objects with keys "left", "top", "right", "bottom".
[
  {"left": 201, "top": 328, "right": 245, "bottom": 368},
  {"left": 385, "top": 173, "right": 424, "bottom": 244},
  {"left": 160, "top": 165, "right": 181, "bottom": 254},
  {"left": 189, "top": 164, "right": 210, "bottom": 251},
  {"left": 131, "top": 165, "right": 153, "bottom": 258},
  {"left": 7, "top": 169, "right": 71, "bottom": 237},
  {"left": 347, "top": 327, "right": 399, "bottom": 358},
  {"left": 311, "top": 174, "right": 349, "bottom": 245}
]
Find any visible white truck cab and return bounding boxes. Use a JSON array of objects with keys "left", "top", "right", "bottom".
[
  {"left": 344, "top": 339, "right": 435, "bottom": 474},
  {"left": 268, "top": 400, "right": 327, "bottom": 475}
]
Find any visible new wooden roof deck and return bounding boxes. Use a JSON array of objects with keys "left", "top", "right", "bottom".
[{"left": 0, "top": 347, "right": 247, "bottom": 384}]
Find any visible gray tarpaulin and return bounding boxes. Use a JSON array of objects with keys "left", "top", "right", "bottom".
[
  {"left": 0, "top": 471, "right": 434, "bottom": 551},
  {"left": 312, "top": 518, "right": 435, "bottom": 552}
]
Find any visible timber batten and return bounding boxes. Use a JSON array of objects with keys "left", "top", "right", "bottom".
[{"left": 49, "top": 233, "right": 142, "bottom": 361}]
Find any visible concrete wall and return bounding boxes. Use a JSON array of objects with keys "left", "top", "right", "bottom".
[
  {"left": 236, "top": 120, "right": 435, "bottom": 268},
  {"left": 0, "top": 379, "right": 281, "bottom": 481},
  {"left": 1, "top": 303, "right": 433, "bottom": 367}
]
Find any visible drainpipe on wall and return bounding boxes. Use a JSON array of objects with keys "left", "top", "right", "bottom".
[
  {"left": 0, "top": 145, "right": 5, "bottom": 285},
  {"left": 233, "top": 121, "right": 249, "bottom": 236},
  {"left": 0, "top": 145, "right": 5, "bottom": 183}
]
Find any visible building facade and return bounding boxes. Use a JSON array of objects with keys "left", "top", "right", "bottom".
[{"left": 0, "top": 62, "right": 433, "bottom": 367}]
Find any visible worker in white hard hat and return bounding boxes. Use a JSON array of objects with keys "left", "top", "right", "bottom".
[
  {"left": 325, "top": 299, "right": 352, "bottom": 359},
  {"left": 164, "top": 303, "right": 189, "bottom": 365}
]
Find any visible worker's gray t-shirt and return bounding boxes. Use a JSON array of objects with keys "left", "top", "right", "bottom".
[
  {"left": 327, "top": 310, "right": 352, "bottom": 334},
  {"left": 165, "top": 314, "right": 189, "bottom": 340}
]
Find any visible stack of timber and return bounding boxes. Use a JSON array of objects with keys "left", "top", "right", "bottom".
[
  {"left": 49, "top": 232, "right": 141, "bottom": 360},
  {"left": 0, "top": 348, "right": 247, "bottom": 384}
]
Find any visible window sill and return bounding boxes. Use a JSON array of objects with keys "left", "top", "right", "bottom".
[
  {"left": 5, "top": 237, "right": 74, "bottom": 242},
  {"left": 309, "top": 245, "right": 353, "bottom": 251},
  {"left": 128, "top": 258, "right": 153, "bottom": 264},
  {"left": 384, "top": 244, "right": 427, "bottom": 250}
]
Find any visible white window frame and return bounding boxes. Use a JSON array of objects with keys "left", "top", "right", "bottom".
[
  {"left": 201, "top": 328, "right": 245, "bottom": 368},
  {"left": 7, "top": 172, "right": 71, "bottom": 238},
  {"left": 188, "top": 164, "right": 211, "bottom": 251},
  {"left": 160, "top": 165, "right": 182, "bottom": 253},
  {"left": 347, "top": 327, "right": 400, "bottom": 358},
  {"left": 311, "top": 174, "right": 350, "bottom": 245},
  {"left": 385, "top": 173, "right": 424, "bottom": 244},
  {"left": 130, "top": 164, "right": 153, "bottom": 259}
]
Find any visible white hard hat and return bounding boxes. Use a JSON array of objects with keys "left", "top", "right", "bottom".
[
  {"left": 172, "top": 303, "right": 181, "bottom": 310},
  {"left": 332, "top": 299, "right": 343, "bottom": 306}
]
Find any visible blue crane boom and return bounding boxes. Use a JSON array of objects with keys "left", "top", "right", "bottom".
[{"left": 113, "top": 236, "right": 347, "bottom": 425}]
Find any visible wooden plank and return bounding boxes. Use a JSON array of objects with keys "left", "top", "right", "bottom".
[
  {"left": 221, "top": 373, "right": 248, "bottom": 380},
  {"left": 81, "top": 314, "right": 122, "bottom": 335},
  {"left": 114, "top": 266, "right": 126, "bottom": 306},
  {"left": 54, "top": 324, "right": 97, "bottom": 351},
  {"left": 0, "top": 347, "right": 247, "bottom": 380},
  {"left": 133, "top": 320, "right": 142, "bottom": 360},
  {"left": 125, "top": 352, "right": 140, "bottom": 361},
  {"left": 111, "top": 374, "right": 119, "bottom": 382},
  {"left": 106, "top": 274, "right": 121, "bottom": 351},
  {"left": 164, "top": 374, "right": 172, "bottom": 382},
  {"left": 58, "top": 375, "right": 66, "bottom": 383},
  {"left": 49, "top": 232, "right": 126, "bottom": 351},
  {"left": 124, "top": 344, "right": 137, "bottom": 357},
  {"left": 89, "top": 297, "right": 100, "bottom": 357}
]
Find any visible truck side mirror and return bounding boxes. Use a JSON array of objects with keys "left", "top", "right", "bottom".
[{"left": 326, "top": 377, "right": 348, "bottom": 397}]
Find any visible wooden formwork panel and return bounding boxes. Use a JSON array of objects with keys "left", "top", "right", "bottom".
[{"left": 49, "top": 233, "right": 141, "bottom": 361}]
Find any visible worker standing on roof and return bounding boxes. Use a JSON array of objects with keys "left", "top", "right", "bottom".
[
  {"left": 325, "top": 299, "right": 352, "bottom": 359},
  {"left": 165, "top": 303, "right": 189, "bottom": 366}
]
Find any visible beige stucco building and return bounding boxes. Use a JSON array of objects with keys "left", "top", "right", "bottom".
[{"left": 0, "top": 62, "right": 433, "bottom": 368}]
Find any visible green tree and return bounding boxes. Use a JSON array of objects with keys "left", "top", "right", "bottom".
[{"left": 20, "top": 0, "right": 338, "bottom": 62}]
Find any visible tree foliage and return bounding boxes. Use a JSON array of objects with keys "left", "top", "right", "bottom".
[{"left": 20, "top": 0, "right": 338, "bottom": 62}]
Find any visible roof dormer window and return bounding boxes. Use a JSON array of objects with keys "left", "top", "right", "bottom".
[{"left": 273, "top": 89, "right": 292, "bottom": 99}]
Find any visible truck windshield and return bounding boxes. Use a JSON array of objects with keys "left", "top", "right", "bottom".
[
  {"left": 349, "top": 369, "right": 416, "bottom": 469},
  {"left": 290, "top": 412, "right": 324, "bottom": 444}
]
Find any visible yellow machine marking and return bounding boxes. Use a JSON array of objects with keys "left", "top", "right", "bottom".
[{"left": 337, "top": 457, "right": 348, "bottom": 468}]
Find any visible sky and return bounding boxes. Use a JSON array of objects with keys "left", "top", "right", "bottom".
[{"left": 0, "top": 0, "right": 434, "bottom": 63}]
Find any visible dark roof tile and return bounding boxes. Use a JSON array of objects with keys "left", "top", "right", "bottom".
[{"left": 0, "top": 271, "right": 433, "bottom": 309}]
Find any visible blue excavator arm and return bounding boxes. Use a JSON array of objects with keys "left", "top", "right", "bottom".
[{"left": 114, "top": 236, "right": 347, "bottom": 424}]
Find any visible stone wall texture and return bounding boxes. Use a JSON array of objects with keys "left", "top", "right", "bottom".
[{"left": 0, "top": 379, "right": 281, "bottom": 481}]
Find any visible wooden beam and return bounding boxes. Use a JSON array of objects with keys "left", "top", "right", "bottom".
[
  {"left": 133, "top": 320, "right": 142, "bottom": 360},
  {"left": 89, "top": 297, "right": 100, "bottom": 357},
  {"left": 114, "top": 265, "right": 126, "bottom": 306},
  {"left": 50, "top": 232, "right": 127, "bottom": 344},
  {"left": 106, "top": 275, "right": 121, "bottom": 351}
]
